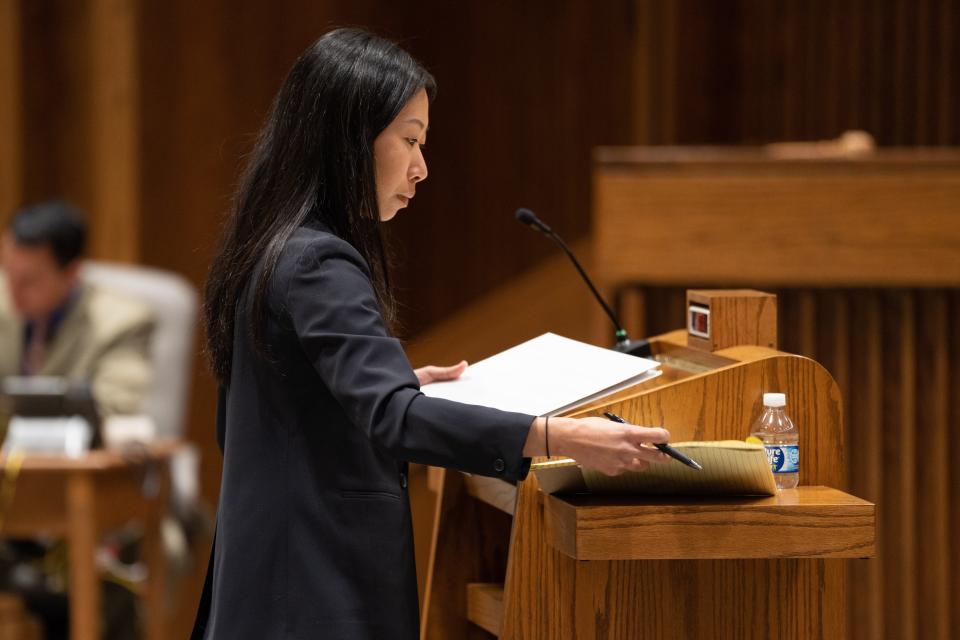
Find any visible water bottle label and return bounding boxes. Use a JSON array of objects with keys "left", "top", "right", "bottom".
[{"left": 764, "top": 444, "right": 799, "bottom": 474}]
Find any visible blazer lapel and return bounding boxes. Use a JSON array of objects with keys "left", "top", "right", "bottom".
[
  {"left": 0, "top": 312, "right": 22, "bottom": 377},
  {"left": 41, "top": 285, "right": 91, "bottom": 376},
  {"left": 0, "top": 278, "right": 22, "bottom": 377}
]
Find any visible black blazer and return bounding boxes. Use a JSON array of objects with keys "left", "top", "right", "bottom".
[{"left": 193, "top": 221, "right": 534, "bottom": 639}]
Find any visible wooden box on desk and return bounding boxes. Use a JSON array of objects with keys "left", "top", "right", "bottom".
[{"left": 686, "top": 289, "right": 777, "bottom": 352}]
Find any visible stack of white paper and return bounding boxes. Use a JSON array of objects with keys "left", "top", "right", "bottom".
[{"left": 420, "top": 332, "right": 661, "bottom": 416}]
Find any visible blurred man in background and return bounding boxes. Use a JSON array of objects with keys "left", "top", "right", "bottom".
[
  {"left": 0, "top": 200, "right": 154, "bottom": 415},
  {"left": 0, "top": 200, "right": 156, "bottom": 639}
]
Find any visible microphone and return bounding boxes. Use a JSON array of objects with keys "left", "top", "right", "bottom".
[{"left": 514, "top": 207, "right": 652, "bottom": 358}]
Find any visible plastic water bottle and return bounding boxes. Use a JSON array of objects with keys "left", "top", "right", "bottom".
[{"left": 750, "top": 393, "right": 799, "bottom": 490}]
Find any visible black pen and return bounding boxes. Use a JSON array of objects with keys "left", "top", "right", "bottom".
[{"left": 603, "top": 411, "right": 703, "bottom": 471}]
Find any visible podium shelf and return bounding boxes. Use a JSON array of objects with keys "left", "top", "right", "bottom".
[
  {"left": 464, "top": 474, "right": 516, "bottom": 515},
  {"left": 544, "top": 485, "right": 875, "bottom": 561},
  {"left": 466, "top": 583, "right": 504, "bottom": 636}
]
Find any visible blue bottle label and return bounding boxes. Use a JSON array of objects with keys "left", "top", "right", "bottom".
[{"left": 764, "top": 444, "right": 799, "bottom": 474}]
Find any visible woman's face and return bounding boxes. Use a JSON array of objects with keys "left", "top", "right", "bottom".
[{"left": 374, "top": 89, "right": 429, "bottom": 221}]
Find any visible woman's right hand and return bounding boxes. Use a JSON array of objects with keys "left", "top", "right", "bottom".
[{"left": 523, "top": 416, "right": 671, "bottom": 475}]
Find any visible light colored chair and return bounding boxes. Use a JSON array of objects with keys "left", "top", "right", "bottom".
[
  {"left": 81, "top": 260, "right": 198, "bottom": 441},
  {"left": 81, "top": 261, "right": 200, "bottom": 512}
]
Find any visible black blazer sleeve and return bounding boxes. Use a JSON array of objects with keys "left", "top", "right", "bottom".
[{"left": 284, "top": 239, "right": 534, "bottom": 481}]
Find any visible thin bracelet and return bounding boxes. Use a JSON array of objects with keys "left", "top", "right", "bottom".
[{"left": 545, "top": 416, "right": 550, "bottom": 459}]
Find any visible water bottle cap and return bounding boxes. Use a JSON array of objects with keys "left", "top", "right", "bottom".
[{"left": 763, "top": 392, "right": 786, "bottom": 407}]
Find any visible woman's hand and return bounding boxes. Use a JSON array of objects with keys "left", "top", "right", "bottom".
[
  {"left": 523, "top": 416, "right": 671, "bottom": 475},
  {"left": 414, "top": 360, "right": 468, "bottom": 386}
]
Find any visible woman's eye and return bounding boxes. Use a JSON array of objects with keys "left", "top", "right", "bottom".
[{"left": 407, "top": 138, "right": 419, "bottom": 146}]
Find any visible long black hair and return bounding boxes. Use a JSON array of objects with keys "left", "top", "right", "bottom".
[{"left": 204, "top": 28, "right": 436, "bottom": 384}]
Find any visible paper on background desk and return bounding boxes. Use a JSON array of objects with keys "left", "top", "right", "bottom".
[
  {"left": 533, "top": 441, "right": 777, "bottom": 496},
  {"left": 420, "top": 332, "right": 661, "bottom": 417}
]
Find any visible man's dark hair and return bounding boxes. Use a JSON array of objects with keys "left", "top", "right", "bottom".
[{"left": 9, "top": 200, "right": 88, "bottom": 267}]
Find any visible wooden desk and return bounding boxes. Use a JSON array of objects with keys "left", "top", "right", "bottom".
[{"left": 0, "top": 443, "right": 176, "bottom": 640}]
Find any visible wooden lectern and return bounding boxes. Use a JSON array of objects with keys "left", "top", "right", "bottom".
[{"left": 420, "top": 297, "right": 875, "bottom": 639}]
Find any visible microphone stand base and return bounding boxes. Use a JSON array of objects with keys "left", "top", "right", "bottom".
[{"left": 612, "top": 338, "right": 653, "bottom": 359}]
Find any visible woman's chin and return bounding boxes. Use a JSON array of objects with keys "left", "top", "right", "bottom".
[{"left": 379, "top": 207, "right": 401, "bottom": 222}]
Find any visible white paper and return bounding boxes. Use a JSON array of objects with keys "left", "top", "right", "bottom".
[
  {"left": 420, "top": 332, "right": 661, "bottom": 416},
  {"left": 4, "top": 416, "right": 93, "bottom": 458}
]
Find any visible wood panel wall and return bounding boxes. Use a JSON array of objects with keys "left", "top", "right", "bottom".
[
  {"left": 2, "top": 1, "right": 958, "bottom": 636},
  {"left": 631, "top": 0, "right": 959, "bottom": 146},
  {"left": 9, "top": 0, "right": 141, "bottom": 259},
  {"left": 0, "top": 0, "right": 22, "bottom": 220}
]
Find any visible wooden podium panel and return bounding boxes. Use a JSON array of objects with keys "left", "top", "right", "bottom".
[
  {"left": 421, "top": 334, "right": 875, "bottom": 639},
  {"left": 545, "top": 486, "right": 874, "bottom": 561}
]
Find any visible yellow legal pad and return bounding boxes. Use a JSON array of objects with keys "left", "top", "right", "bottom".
[{"left": 532, "top": 441, "right": 777, "bottom": 496}]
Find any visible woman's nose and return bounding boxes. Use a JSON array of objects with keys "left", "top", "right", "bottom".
[{"left": 410, "top": 150, "right": 428, "bottom": 183}]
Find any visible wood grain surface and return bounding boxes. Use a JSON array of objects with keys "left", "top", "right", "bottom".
[
  {"left": 0, "top": 445, "right": 172, "bottom": 640},
  {"left": 686, "top": 289, "right": 778, "bottom": 352},
  {"left": 500, "top": 350, "right": 852, "bottom": 638},
  {"left": 420, "top": 470, "right": 514, "bottom": 640},
  {"left": 593, "top": 153, "right": 960, "bottom": 288},
  {"left": 545, "top": 486, "right": 875, "bottom": 561},
  {"left": 420, "top": 342, "right": 860, "bottom": 639},
  {"left": 0, "top": 0, "right": 21, "bottom": 224},
  {"left": 464, "top": 474, "right": 518, "bottom": 517},
  {"left": 592, "top": 149, "right": 960, "bottom": 639},
  {"left": 466, "top": 583, "right": 504, "bottom": 637}
]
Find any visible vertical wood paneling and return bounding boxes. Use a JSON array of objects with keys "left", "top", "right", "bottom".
[
  {"left": 617, "top": 287, "right": 647, "bottom": 341},
  {"left": 950, "top": 290, "right": 960, "bottom": 638},
  {"left": 20, "top": 0, "right": 95, "bottom": 216},
  {"left": 937, "top": 0, "right": 954, "bottom": 142},
  {"left": 842, "top": 0, "right": 863, "bottom": 131},
  {"left": 916, "top": 291, "right": 950, "bottom": 639},
  {"left": 633, "top": 0, "right": 960, "bottom": 148},
  {"left": 384, "top": 1, "right": 638, "bottom": 339},
  {"left": 823, "top": 292, "right": 850, "bottom": 407},
  {"left": 848, "top": 291, "right": 884, "bottom": 639},
  {"left": 87, "top": 0, "right": 139, "bottom": 262},
  {"left": 657, "top": 0, "right": 677, "bottom": 143},
  {"left": 884, "top": 292, "right": 918, "bottom": 638},
  {"left": 892, "top": 0, "right": 911, "bottom": 144},
  {"left": 796, "top": 292, "right": 816, "bottom": 358},
  {"left": 915, "top": 0, "right": 931, "bottom": 144},
  {"left": 0, "top": 0, "right": 22, "bottom": 223}
]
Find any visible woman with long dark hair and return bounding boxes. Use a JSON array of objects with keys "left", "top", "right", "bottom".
[{"left": 194, "top": 28, "right": 670, "bottom": 639}]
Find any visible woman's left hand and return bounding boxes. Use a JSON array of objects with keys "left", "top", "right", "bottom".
[{"left": 415, "top": 360, "right": 468, "bottom": 386}]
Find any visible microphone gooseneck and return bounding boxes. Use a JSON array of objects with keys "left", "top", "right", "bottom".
[{"left": 514, "top": 207, "right": 632, "bottom": 349}]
